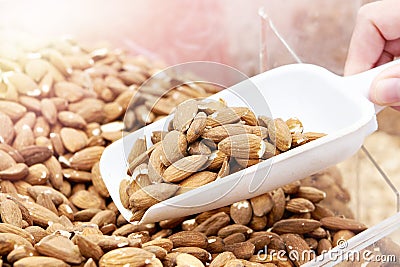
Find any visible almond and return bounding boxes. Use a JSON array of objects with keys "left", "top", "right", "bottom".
[
  {"left": 169, "top": 231, "right": 208, "bottom": 248},
  {"left": 7, "top": 72, "right": 40, "bottom": 96},
  {"left": 24, "top": 58, "right": 51, "bottom": 82},
  {"left": 75, "top": 234, "right": 104, "bottom": 261},
  {"left": 206, "top": 107, "right": 241, "bottom": 127},
  {"left": 127, "top": 138, "right": 147, "bottom": 164},
  {"left": 202, "top": 124, "right": 248, "bottom": 143},
  {"left": 320, "top": 216, "right": 367, "bottom": 233},
  {"left": 296, "top": 186, "right": 326, "bottom": 203},
  {"left": 194, "top": 212, "right": 231, "bottom": 236},
  {"left": 35, "top": 234, "right": 83, "bottom": 264},
  {"left": 281, "top": 233, "right": 313, "bottom": 266},
  {"left": 160, "top": 130, "right": 187, "bottom": 166},
  {"left": 14, "top": 256, "right": 69, "bottom": 267},
  {"left": 178, "top": 171, "right": 217, "bottom": 191},
  {"left": 272, "top": 219, "right": 321, "bottom": 234},
  {"left": 0, "top": 199, "right": 23, "bottom": 227},
  {"left": 40, "top": 98, "right": 58, "bottom": 125},
  {"left": 218, "top": 134, "right": 264, "bottom": 159},
  {"left": 13, "top": 126, "right": 35, "bottom": 150},
  {"left": 217, "top": 224, "right": 253, "bottom": 239},
  {"left": 0, "top": 150, "right": 16, "bottom": 171},
  {"left": 54, "top": 81, "right": 85, "bottom": 103},
  {"left": 230, "top": 200, "right": 253, "bottom": 225},
  {"left": 286, "top": 117, "right": 304, "bottom": 134},
  {"left": 148, "top": 145, "right": 166, "bottom": 183},
  {"left": 0, "top": 163, "right": 29, "bottom": 181},
  {"left": 209, "top": 251, "right": 236, "bottom": 267},
  {"left": 332, "top": 230, "right": 355, "bottom": 247},
  {"left": 70, "top": 190, "right": 105, "bottom": 210},
  {"left": 231, "top": 107, "right": 258, "bottom": 126},
  {"left": 60, "top": 128, "right": 88, "bottom": 153},
  {"left": 69, "top": 146, "right": 104, "bottom": 171},
  {"left": 0, "top": 100, "right": 27, "bottom": 121},
  {"left": 19, "top": 145, "right": 52, "bottom": 166},
  {"left": 224, "top": 241, "right": 255, "bottom": 260},
  {"left": 163, "top": 155, "right": 209, "bottom": 183},
  {"left": 175, "top": 253, "right": 204, "bottom": 267},
  {"left": 187, "top": 111, "right": 207, "bottom": 143},
  {"left": 173, "top": 99, "right": 198, "bottom": 132},
  {"left": 91, "top": 162, "right": 110, "bottom": 198},
  {"left": 0, "top": 112, "right": 15, "bottom": 144},
  {"left": 58, "top": 111, "right": 87, "bottom": 129},
  {"left": 267, "top": 118, "right": 292, "bottom": 152},
  {"left": 286, "top": 198, "right": 315, "bottom": 213},
  {"left": 44, "top": 156, "right": 64, "bottom": 189},
  {"left": 250, "top": 193, "right": 274, "bottom": 217},
  {"left": 33, "top": 116, "right": 51, "bottom": 138},
  {"left": 129, "top": 183, "right": 179, "bottom": 210}
]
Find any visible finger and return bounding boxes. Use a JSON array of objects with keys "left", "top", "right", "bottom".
[
  {"left": 384, "top": 38, "right": 400, "bottom": 56},
  {"left": 375, "top": 50, "right": 394, "bottom": 67},
  {"left": 369, "top": 64, "right": 400, "bottom": 106},
  {"left": 391, "top": 106, "right": 400, "bottom": 112},
  {"left": 344, "top": 0, "right": 400, "bottom": 75}
]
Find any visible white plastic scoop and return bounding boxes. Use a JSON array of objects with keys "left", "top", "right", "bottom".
[{"left": 100, "top": 59, "right": 400, "bottom": 224}]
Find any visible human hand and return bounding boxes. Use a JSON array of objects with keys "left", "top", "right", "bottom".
[{"left": 344, "top": 0, "right": 400, "bottom": 111}]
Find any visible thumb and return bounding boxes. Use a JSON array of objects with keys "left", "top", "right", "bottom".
[{"left": 369, "top": 64, "right": 400, "bottom": 106}]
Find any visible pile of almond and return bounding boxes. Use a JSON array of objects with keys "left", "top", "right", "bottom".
[
  {"left": 0, "top": 33, "right": 398, "bottom": 267},
  {"left": 121, "top": 99, "right": 326, "bottom": 220}
]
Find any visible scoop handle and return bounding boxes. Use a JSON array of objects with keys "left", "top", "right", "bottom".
[{"left": 344, "top": 59, "right": 400, "bottom": 114}]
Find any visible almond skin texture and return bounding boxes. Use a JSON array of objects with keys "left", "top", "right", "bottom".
[
  {"left": 218, "top": 134, "right": 264, "bottom": 159},
  {"left": 162, "top": 155, "right": 209, "bottom": 183},
  {"left": 129, "top": 183, "right": 179, "bottom": 210}
]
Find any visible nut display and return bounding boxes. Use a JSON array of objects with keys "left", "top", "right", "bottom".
[
  {"left": 0, "top": 34, "right": 398, "bottom": 267},
  {"left": 121, "top": 99, "right": 326, "bottom": 221}
]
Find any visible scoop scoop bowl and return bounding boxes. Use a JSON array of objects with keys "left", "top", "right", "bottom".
[{"left": 100, "top": 59, "right": 400, "bottom": 224}]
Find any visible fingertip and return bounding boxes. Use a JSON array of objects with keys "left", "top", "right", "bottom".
[{"left": 370, "top": 78, "right": 400, "bottom": 106}]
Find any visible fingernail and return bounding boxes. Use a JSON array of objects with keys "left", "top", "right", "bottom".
[{"left": 373, "top": 78, "right": 400, "bottom": 105}]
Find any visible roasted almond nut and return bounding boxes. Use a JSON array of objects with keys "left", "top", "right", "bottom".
[
  {"left": 186, "top": 112, "right": 207, "bottom": 143},
  {"left": 320, "top": 216, "right": 367, "bottom": 233},
  {"left": 286, "top": 117, "right": 303, "bottom": 134},
  {"left": 127, "top": 138, "right": 147, "bottom": 164},
  {"left": 250, "top": 193, "right": 274, "bottom": 217},
  {"left": 54, "top": 81, "right": 85, "bottom": 103},
  {"left": 0, "top": 199, "right": 23, "bottom": 227},
  {"left": 13, "top": 256, "right": 69, "bottom": 267},
  {"left": 60, "top": 127, "right": 88, "bottom": 153},
  {"left": 209, "top": 251, "right": 236, "bottom": 267},
  {"left": 0, "top": 111, "right": 15, "bottom": 144},
  {"left": 169, "top": 231, "right": 208, "bottom": 249},
  {"left": 69, "top": 146, "right": 104, "bottom": 171},
  {"left": 194, "top": 212, "right": 231, "bottom": 236},
  {"left": 44, "top": 156, "right": 64, "bottom": 189},
  {"left": 40, "top": 98, "right": 58, "bottom": 125},
  {"left": 13, "top": 126, "right": 35, "bottom": 150},
  {"left": 206, "top": 107, "right": 241, "bottom": 127},
  {"left": 75, "top": 234, "right": 104, "bottom": 261},
  {"left": 14, "top": 112, "right": 36, "bottom": 134},
  {"left": 35, "top": 234, "right": 83, "bottom": 264},
  {"left": 91, "top": 162, "right": 110, "bottom": 198},
  {"left": 172, "top": 99, "right": 198, "bottom": 132},
  {"left": 0, "top": 163, "right": 29, "bottom": 181},
  {"left": 175, "top": 253, "right": 205, "bottom": 267},
  {"left": 178, "top": 171, "right": 217, "bottom": 191},
  {"left": 272, "top": 219, "right": 321, "bottom": 234},
  {"left": 230, "top": 200, "right": 253, "bottom": 225},
  {"left": 281, "top": 233, "right": 313, "bottom": 266},
  {"left": 231, "top": 107, "right": 258, "bottom": 126},
  {"left": 0, "top": 100, "right": 27, "bottom": 121},
  {"left": 286, "top": 198, "right": 315, "bottom": 213},
  {"left": 217, "top": 224, "right": 253, "bottom": 239},
  {"left": 160, "top": 130, "right": 187, "bottom": 166},
  {"left": 224, "top": 241, "right": 255, "bottom": 260},
  {"left": 218, "top": 134, "right": 264, "bottom": 159},
  {"left": 0, "top": 143, "right": 24, "bottom": 163},
  {"left": 267, "top": 118, "right": 292, "bottom": 152},
  {"left": 201, "top": 124, "right": 248, "bottom": 143},
  {"left": 296, "top": 186, "right": 326, "bottom": 203},
  {"left": 163, "top": 155, "right": 209, "bottom": 183},
  {"left": 58, "top": 111, "right": 87, "bottom": 129},
  {"left": 70, "top": 189, "right": 105, "bottom": 210},
  {"left": 129, "top": 183, "right": 179, "bottom": 210},
  {"left": 19, "top": 145, "right": 52, "bottom": 166},
  {"left": 33, "top": 116, "right": 50, "bottom": 138}
]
